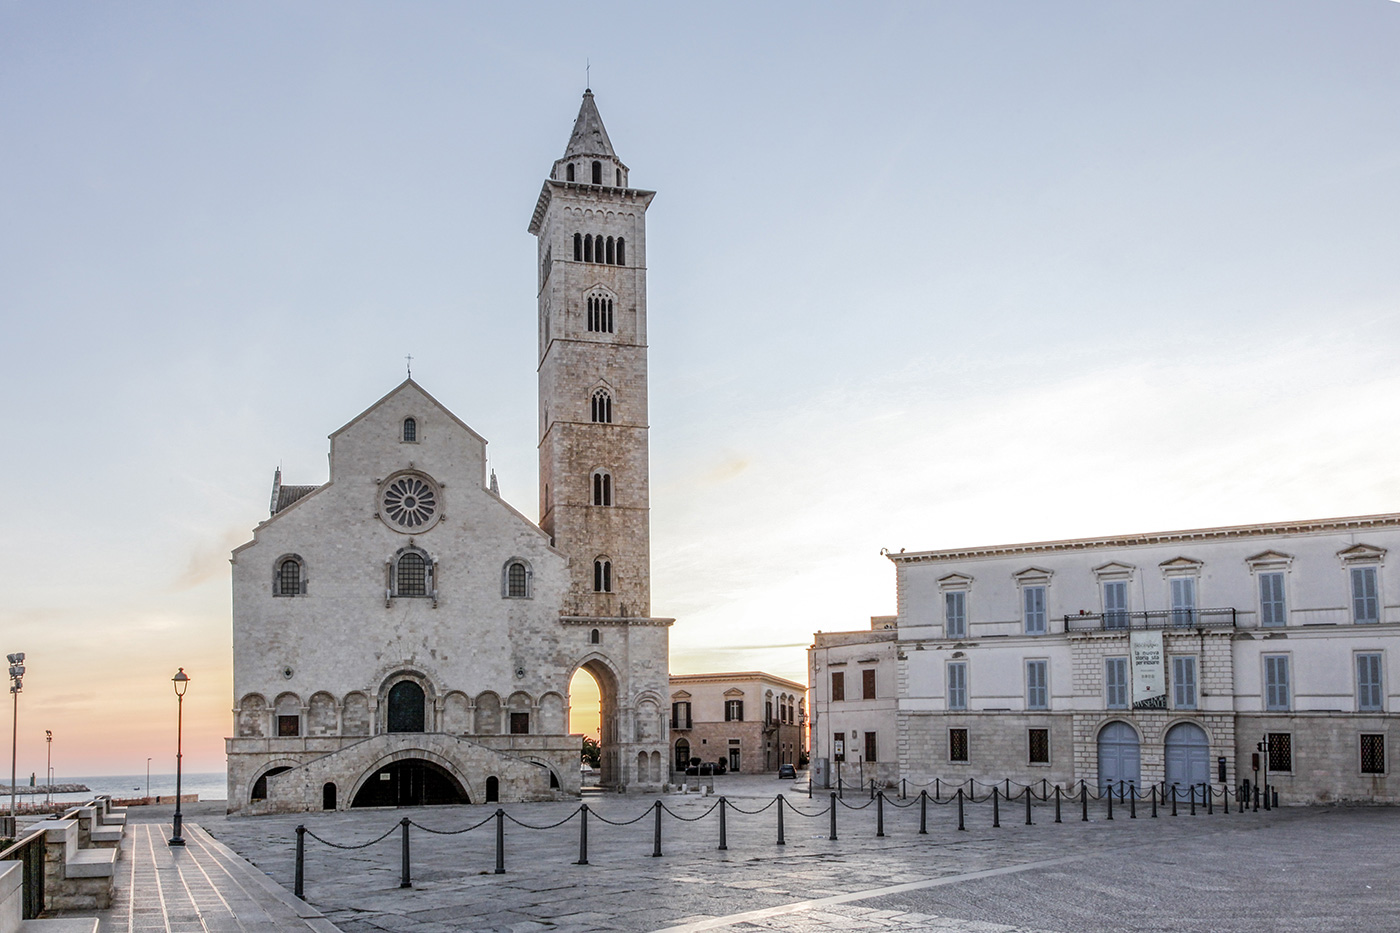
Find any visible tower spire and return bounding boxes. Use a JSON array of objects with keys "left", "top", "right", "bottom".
[{"left": 563, "top": 89, "right": 616, "bottom": 160}]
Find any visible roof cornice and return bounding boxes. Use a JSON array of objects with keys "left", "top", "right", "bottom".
[{"left": 888, "top": 512, "right": 1400, "bottom": 564}]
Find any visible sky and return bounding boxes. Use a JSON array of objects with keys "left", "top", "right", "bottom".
[{"left": 2, "top": 1, "right": 1398, "bottom": 775}]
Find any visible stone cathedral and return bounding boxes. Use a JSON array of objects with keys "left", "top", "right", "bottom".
[{"left": 226, "top": 92, "right": 672, "bottom": 813}]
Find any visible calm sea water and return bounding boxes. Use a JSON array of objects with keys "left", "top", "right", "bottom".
[{"left": 16, "top": 772, "right": 227, "bottom": 804}]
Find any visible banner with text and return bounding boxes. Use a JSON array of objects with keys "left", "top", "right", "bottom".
[{"left": 1130, "top": 630, "right": 1167, "bottom": 709}]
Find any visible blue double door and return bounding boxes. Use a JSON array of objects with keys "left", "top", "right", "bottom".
[
  {"left": 1164, "top": 722, "right": 1210, "bottom": 797},
  {"left": 1097, "top": 722, "right": 1140, "bottom": 793}
]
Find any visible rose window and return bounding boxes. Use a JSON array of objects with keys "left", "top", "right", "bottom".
[{"left": 381, "top": 475, "right": 439, "bottom": 530}]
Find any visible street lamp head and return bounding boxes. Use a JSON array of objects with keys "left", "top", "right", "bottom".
[
  {"left": 172, "top": 668, "right": 190, "bottom": 697},
  {"left": 46, "top": 730, "right": 52, "bottom": 741},
  {"left": 6, "top": 653, "right": 23, "bottom": 664}
]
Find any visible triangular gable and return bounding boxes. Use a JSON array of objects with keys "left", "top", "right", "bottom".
[
  {"left": 1159, "top": 556, "right": 1203, "bottom": 576},
  {"left": 722, "top": 687, "right": 745, "bottom": 697},
  {"left": 1246, "top": 549, "right": 1293, "bottom": 568},
  {"left": 1338, "top": 543, "right": 1387, "bottom": 563},
  {"left": 937, "top": 572, "right": 973, "bottom": 589},
  {"left": 329, "top": 379, "right": 488, "bottom": 447},
  {"left": 1013, "top": 566, "right": 1053, "bottom": 583},
  {"left": 670, "top": 690, "right": 691, "bottom": 701},
  {"left": 1093, "top": 561, "right": 1136, "bottom": 579}
]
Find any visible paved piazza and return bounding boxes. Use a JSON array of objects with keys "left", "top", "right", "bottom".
[{"left": 145, "top": 777, "right": 1399, "bottom": 933}]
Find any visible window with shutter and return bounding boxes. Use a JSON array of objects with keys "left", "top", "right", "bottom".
[{"left": 1259, "top": 572, "right": 1287, "bottom": 627}]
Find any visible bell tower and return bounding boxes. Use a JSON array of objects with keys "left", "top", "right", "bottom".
[{"left": 530, "top": 90, "right": 657, "bottom": 620}]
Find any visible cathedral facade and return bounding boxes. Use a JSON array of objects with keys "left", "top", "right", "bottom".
[{"left": 226, "top": 92, "right": 672, "bottom": 813}]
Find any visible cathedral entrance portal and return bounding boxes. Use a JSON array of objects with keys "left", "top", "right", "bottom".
[
  {"left": 570, "top": 658, "right": 621, "bottom": 788},
  {"left": 350, "top": 758, "right": 468, "bottom": 807},
  {"left": 387, "top": 681, "right": 426, "bottom": 733}
]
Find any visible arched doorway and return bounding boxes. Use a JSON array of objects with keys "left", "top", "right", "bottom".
[
  {"left": 322, "top": 783, "right": 337, "bottom": 810},
  {"left": 485, "top": 776, "right": 499, "bottom": 803},
  {"left": 251, "top": 766, "right": 292, "bottom": 802},
  {"left": 350, "top": 758, "right": 469, "bottom": 807},
  {"left": 569, "top": 657, "right": 621, "bottom": 788},
  {"left": 387, "top": 681, "right": 426, "bottom": 733},
  {"left": 674, "top": 739, "right": 690, "bottom": 773},
  {"left": 1097, "top": 721, "right": 1140, "bottom": 793},
  {"left": 1164, "top": 721, "right": 1210, "bottom": 797}
]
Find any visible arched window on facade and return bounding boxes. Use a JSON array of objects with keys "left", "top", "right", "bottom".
[
  {"left": 503, "top": 559, "right": 531, "bottom": 599},
  {"left": 592, "top": 471, "right": 612, "bottom": 507},
  {"left": 394, "top": 550, "right": 432, "bottom": 598},
  {"left": 584, "top": 234, "right": 593, "bottom": 263},
  {"left": 402, "top": 417, "right": 417, "bottom": 443},
  {"left": 566, "top": 163, "right": 575, "bottom": 182},
  {"left": 593, "top": 558, "right": 612, "bottom": 593},
  {"left": 275, "top": 556, "right": 305, "bottom": 596},
  {"left": 586, "top": 293, "right": 614, "bottom": 333},
  {"left": 590, "top": 628, "right": 601, "bottom": 644},
  {"left": 615, "top": 167, "right": 622, "bottom": 186},
  {"left": 605, "top": 236, "right": 615, "bottom": 265},
  {"left": 591, "top": 388, "right": 613, "bottom": 423},
  {"left": 616, "top": 238, "right": 625, "bottom": 266},
  {"left": 573, "top": 232, "right": 582, "bottom": 261},
  {"left": 591, "top": 160, "right": 602, "bottom": 185}
]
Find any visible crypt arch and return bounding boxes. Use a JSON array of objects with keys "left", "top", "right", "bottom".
[{"left": 347, "top": 747, "right": 472, "bottom": 808}]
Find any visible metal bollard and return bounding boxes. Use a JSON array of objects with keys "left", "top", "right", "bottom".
[
  {"left": 1054, "top": 784, "right": 1061, "bottom": 823},
  {"left": 1106, "top": 786, "right": 1113, "bottom": 820},
  {"left": 294, "top": 825, "right": 305, "bottom": 900},
  {"left": 1253, "top": 786, "right": 1260, "bottom": 812},
  {"left": 838, "top": 778, "right": 844, "bottom": 800},
  {"left": 776, "top": 794, "right": 785, "bottom": 846},
  {"left": 1151, "top": 784, "right": 1158, "bottom": 818},
  {"left": 935, "top": 778, "right": 941, "bottom": 802},
  {"left": 1129, "top": 782, "right": 1136, "bottom": 819},
  {"left": 1207, "top": 784, "right": 1213, "bottom": 816},
  {"left": 1041, "top": 778, "right": 1048, "bottom": 801},
  {"left": 992, "top": 787, "right": 1000, "bottom": 828},
  {"left": 829, "top": 792, "right": 838, "bottom": 841},
  {"left": 876, "top": 792, "right": 885, "bottom": 837},
  {"left": 494, "top": 809, "right": 505, "bottom": 874},
  {"left": 653, "top": 800, "right": 663, "bottom": 857},
  {"left": 919, "top": 790, "right": 928, "bottom": 834},
  {"left": 399, "top": 818, "right": 412, "bottom": 889},
  {"left": 576, "top": 804, "right": 589, "bottom": 865},
  {"left": 1190, "top": 784, "right": 1196, "bottom": 816},
  {"left": 869, "top": 780, "right": 876, "bottom": 801},
  {"left": 901, "top": 778, "right": 907, "bottom": 800},
  {"left": 1171, "top": 785, "right": 1178, "bottom": 817},
  {"left": 1024, "top": 786, "right": 1032, "bottom": 826},
  {"left": 956, "top": 787, "right": 965, "bottom": 830},
  {"left": 719, "top": 797, "right": 728, "bottom": 850},
  {"left": 1081, "top": 782, "right": 1088, "bottom": 822}
]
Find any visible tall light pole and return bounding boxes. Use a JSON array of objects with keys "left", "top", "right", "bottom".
[
  {"left": 146, "top": 758, "right": 151, "bottom": 804},
  {"left": 7, "top": 653, "right": 24, "bottom": 827},
  {"left": 45, "top": 730, "right": 52, "bottom": 807},
  {"left": 169, "top": 668, "right": 190, "bottom": 847}
]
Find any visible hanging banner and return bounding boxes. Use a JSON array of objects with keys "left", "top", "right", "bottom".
[{"left": 1130, "top": 630, "right": 1167, "bottom": 709}]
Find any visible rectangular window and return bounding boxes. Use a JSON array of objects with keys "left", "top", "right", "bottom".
[
  {"left": 510, "top": 712, "right": 530, "bottom": 735},
  {"left": 1173, "top": 656, "right": 1197, "bottom": 710},
  {"left": 864, "top": 731, "right": 878, "bottom": 763},
  {"left": 1357, "top": 653, "right": 1383, "bottom": 712},
  {"left": 277, "top": 715, "right": 300, "bottom": 737},
  {"left": 1023, "top": 586, "right": 1047, "bottom": 635},
  {"left": 830, "top": 671, "right": 845, "bottom": 702},
  {"left": 1105, "top": 657, "right": 1128, "bottom": 709},
  {"left": 1265, "top": 655, "right": 1291, "bottom": 711},
  {"left": 1267, "top": 732, "right": 1292, "bottom": 772},
  {"left": 1259, "top": 572, "right": 1287, "bottom": 627},
  {"left": 1026, "top": 659, "right": 1048, "bottom": 710},
  {"left": 1028, "top": 728, "right": 1050, "bottom": 764},
  {"left": 949, "top": 727, "right": 969, "bottom": 762},
  {"left": 947, "top": 661, "right": 967, "bottom": 711},
  {"left": 725, "top": 700, "right": 744, "bottom": 722},
  {"left": 945, "top": 591, "right": 967, "bottom": 637},
  {"left": 1170, "top": 577, "right": 1197, "bottom": 628},
  {"left": 671, "top": 701, "right": 691, "bottom": 729},
  {"left": 1103, "top": 581, "right": 1129, "bottom": 629},
  {"left": 862, "top": 668, "right": 876, "bottom": 700},
  {"left": 728, "top": 747, "right": 741, "bottom": 771},
  {"left": 1352, "top": 566, "right": 1380, "bottom": 624},
  {"left": 1361, "top": 734, "right": 1386, "bottom": 774}
]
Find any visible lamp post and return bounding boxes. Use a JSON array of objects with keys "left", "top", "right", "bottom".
[
  {"left": 169, "top": 668, "right": 190, "bottom": 847},
  {"left": 7, "top": 653, "right": 24, "bottom": 827},
  {"left": 45, "top": 731, "right": 52, "bottom": 807},
  {"left": 146, "top": 758, "right": 151, "bottom": 804}
]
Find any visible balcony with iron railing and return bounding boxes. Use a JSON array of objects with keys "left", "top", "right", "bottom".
[{"left": 1064, "top": 607, "right": 1238, "bottom": 633}]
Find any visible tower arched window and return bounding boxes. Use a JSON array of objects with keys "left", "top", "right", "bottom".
[
  {"left": 391, "top": 548, "right": 434, "bottom": 598},
  {"left": 592, "top": 470, "right": 612, "bottom": 507},
  {"left": 586, "top": 293, "right": 615, "bottom": 333},
  {"left": 274, "top": 556, "right": 306, "bottom": 596},
  {"left": 573, "top": 233, "right": 582, "bottom": 261},
  {"left": 566, "top": 163, "right": 575, "bottom": 182},
  {"left": 584, "top": 234, "right": 593, "bottom": 263},
  {"left": 502, "top": 559, "right": 532, "bottom": 599},
  {"left": 593, "top": 558, "right": 612, "bottom": 593},
  {"left": 590, "top": 628, "right": 601, "bottom": 644},
  {"left": 616, "top": 238, "right": 625, "bottom": 266},
  {"left": 591, "top": 160, "right": 602, "bottom": 185},
  {"left": 615, "top": 168, "right": 622, "bottom": 186},
  {"left": 591, "top": 388, "right": 613, "bottom": 424},
  {"left": 605, "top": 236, "right": 615, "bottom": 265},
  {"left": 402, "top": 417, "right": 417, "bottom": 443}
]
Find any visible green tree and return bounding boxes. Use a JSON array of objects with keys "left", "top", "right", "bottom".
[{"left": 581, "top": 736, "right": 601, "bottom": 768}]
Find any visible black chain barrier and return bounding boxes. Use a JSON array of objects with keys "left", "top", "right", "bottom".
[{"left": 291, "top": 777, "right": 1271, "bottom": 899}]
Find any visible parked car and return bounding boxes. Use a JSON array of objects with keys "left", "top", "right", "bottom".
[{"left": 777, "top": 763, "right": 797, "bottom": 780}]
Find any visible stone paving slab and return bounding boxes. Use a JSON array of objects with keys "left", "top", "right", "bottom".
[{"left": 180, "top": 780, "right": 1400, "bottom": 933}]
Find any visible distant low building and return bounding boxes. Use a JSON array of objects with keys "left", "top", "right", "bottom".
[
  {"left": 668, "top": 672, "right": 806, "bottom": 775},
  {"left": 808, "top": 619, "right": 900, "bottom": 790}
]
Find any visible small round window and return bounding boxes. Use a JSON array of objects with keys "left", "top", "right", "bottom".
[{"left": 379, "top": 472, "right": 442, "bottom": 533}]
